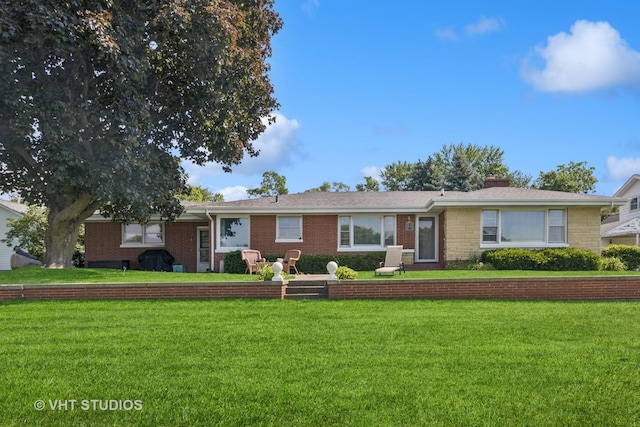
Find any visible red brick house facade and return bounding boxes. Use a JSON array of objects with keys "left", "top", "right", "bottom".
[{"left": 85, "top": 184, "right": 624, "bottom": 272}]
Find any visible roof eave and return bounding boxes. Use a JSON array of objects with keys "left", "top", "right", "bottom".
[
  {"left": 426, "top": 198, "right": 626, "bottom": 210},
  {"left": 186, "top": 206, "right": 427, "bottom": 215},
  {"left": 614, "top": 174, "right": 640, "bottom": 197}
]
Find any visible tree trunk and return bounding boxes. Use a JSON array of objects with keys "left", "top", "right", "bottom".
[
  {"left": 43, "top": 214, "right": 81, "bottom": 268},
  {"left": 43, "top": 194, "right": 100, "bottom": 268}
]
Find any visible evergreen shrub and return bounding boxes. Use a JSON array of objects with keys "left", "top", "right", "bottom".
[
  {"left": 223, "top": 250, "right": 246, "bottom": 274},
  {"left": 480, "top": 248, "right": 600, "bottom": 271},
  {"left": 265, "top": 252, "right": 385, "bottom": 274},
  {"left": 599, "top": 256, "right": 627, "bottom": 271},
  {"left": 601, "top": 245, "right": 640, "bottom": 270},
  {"left": 335, "top": 266, "right": 358, "bottom": 280}
]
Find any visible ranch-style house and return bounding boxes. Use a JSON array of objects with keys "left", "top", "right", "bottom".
[{"left": 84, "top": 178, "right": 626, "bottom": 273}]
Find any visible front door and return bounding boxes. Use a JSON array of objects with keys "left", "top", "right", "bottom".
[
  {"left": 197, "top": 227, "right": 210, "bottom": 272},
  {"left": 417, "top": 216, "right": 437, "bottom": 262}
]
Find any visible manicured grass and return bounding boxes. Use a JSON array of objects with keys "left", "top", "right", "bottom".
[
  {"left": 0, "top": 266, "right": 638, "bottom": 284},
  {"left": 0, "top": 266, "right": 258, "bottom": 284},
  {"left": 1, "top": 299, "right": 639, "bottom": 426}
]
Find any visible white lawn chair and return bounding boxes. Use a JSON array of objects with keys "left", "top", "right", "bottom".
[{"left": 374, "top": 245, "right": 405, "bottom": 276}]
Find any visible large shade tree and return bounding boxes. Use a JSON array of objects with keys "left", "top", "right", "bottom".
[{"left": 0, "top": 0, "right": 282, "bottom": 267}]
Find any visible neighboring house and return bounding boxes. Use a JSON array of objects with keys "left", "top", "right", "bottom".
[
  {"left": 85, "top": 178, "right": 626, "bottom": 272},
  {"left": 601, "top": 174, "right": 640, "bottom": 246},
  {"left": 0, "top": 200, "right": 28, "bottom": 271}
]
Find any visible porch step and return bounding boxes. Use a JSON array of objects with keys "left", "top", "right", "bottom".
[{"left": 285, "top": 281, "right": 328, "bottom": 300}]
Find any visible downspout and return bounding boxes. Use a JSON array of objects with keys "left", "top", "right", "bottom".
[{"left": 205, "top": 210, "right": 215, "bottom": 272}]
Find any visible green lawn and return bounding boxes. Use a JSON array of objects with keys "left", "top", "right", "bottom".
[
  {"left": 0, "top": 266, "right": 638, "bottom": 284},
  {"left": 1, "top": 299, "right": 639, "bottom": 426},
  {"left": 0, "top": 267, "right": 258, "bottom": 284}
]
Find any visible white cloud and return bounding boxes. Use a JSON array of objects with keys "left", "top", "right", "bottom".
[
  {"left": 218, "top": 185, "right": 249, "bottom": 202},
  {"left": 436, "top": 16, "right": 503, "bottom": 41},
  {"left": 521, "top": 20, "right": 640, "bottom": 93},
  {"left": 235, "top": 113, "right": 301, "bottom": 174},
  {"left": 183, "top": 112, "right": 301, "bottom": 182},
  {"left": 607, "top": 156, "right": 640, "bottom": 180},
  {"left": 464, "top": 16, "right": 504, "bottom": 37}
]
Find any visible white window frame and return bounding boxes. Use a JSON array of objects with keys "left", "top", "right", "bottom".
[
  {"left": 121, "top": 223, "right": 165, "bottom": 247},
  {"left": 217, "top": 216, "right": 250, "bottom": 253},
  {"left": 480, "top": 209, "right": 567, "bottom": 248},
  {"left": 631, "top": 197, "right": 638, "bottom": 211},
  {"left": 338, "top": 215, "right": 396, "bottom": 251},
  {"left": 276, "top": 216, "right": 303, "bottom": 242}
]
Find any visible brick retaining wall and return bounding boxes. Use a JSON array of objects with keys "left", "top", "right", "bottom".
[
  {"left": 2, "top": 277, "right": 640, "bottom": 301},
  {"left": 327, "top": 276, "right": 640, "bottom": 300},
  {"left": 0, "top": 282, "right": 286, "bottom": 301}
]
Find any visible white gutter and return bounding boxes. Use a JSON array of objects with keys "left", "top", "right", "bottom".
[{"left": 425, "top": 197, "right": 627, "bottom": 211}]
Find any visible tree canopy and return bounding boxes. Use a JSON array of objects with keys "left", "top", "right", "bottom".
[
  {"left": 382, "top": 143, "right": 519, "bottom": 191},
  {"left": 380, "top": 161, "right": 415, "bottom": 191},
  {"left": 305, "top": 181, "right": 351, "bottom": 192},
  {"left": 0, "top": 0, "right": 281, "bottom": 267},
  {"left": 355, "top": 176, "right": 380, "bottom": 192},
  {"left": 178, "top": 185, "right": 224, "bottom": 202},
  {"left": 1, "top": 205, "right": 48, "bottom": 261},
  {"left": 533, "top": 161, "right": 597, "bottom": 194},
  {"left": 246, "top": 171, "right": 288, "bottom": 197}
]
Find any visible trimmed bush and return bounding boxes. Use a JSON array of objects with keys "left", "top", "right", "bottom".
[
  {"left": 223, "top": 250, "right": 246, "bottom": 274},
  {"left": 480, "top": 248, "right": 600, "bottom": 271},
  {"left": 257, "top": 264, "right": 283, "bottom": 281},
  {"left": 599, "top": 257, "right": 627, "bottom": 271},
  {"left": 480, "top": 248, "right": 544, "bottom": 270},
  {"left": 222, "top": 252, "right": 386, "bottom": 275},
  {"left": 335, "top": 266, "right": 358, "bottom": 280},
  {"left": 265, "top": 252, "right": 385, "bottom": 274},
  {"left": 601, "top": 245, "right": 640, "bottom": 270}
]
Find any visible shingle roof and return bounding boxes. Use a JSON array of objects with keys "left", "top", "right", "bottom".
[
  {"left": 184, "top": 191, "right": 455, "bottom": 213},
  {"left": 184, "top": 188, "right": 623, "bottom": 214},
  {"left": 431, "top": 186, "right": 620, "bottom": 202},
  {"left": 0, "top": 199, "right": 28, "bottom": 215},
  {"left": 602, "top": 217, "right": 640, "bottom": 237}
]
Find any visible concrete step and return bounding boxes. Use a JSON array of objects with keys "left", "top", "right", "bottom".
[
  {"left": 285, "top": 281, "right": 328, "bottom": 299},
  {"left": 284, "top": 292, "right": 327, "bottom": 300}
]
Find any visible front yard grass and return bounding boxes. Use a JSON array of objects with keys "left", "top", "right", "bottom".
[
  {"left": 0, "top": 266, "right": 638, "bottom": 284},
  {"left": 1, "top": 299, "right": 639, "bottom": 426}
]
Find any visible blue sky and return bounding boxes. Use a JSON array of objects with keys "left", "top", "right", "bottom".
[{"left": 184, "top": 0, "right": 640, "bottom": 200}]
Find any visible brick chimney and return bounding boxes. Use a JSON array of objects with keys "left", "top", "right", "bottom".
[{"left": 484, "top": 176, "right": 510, "bottom": 188}]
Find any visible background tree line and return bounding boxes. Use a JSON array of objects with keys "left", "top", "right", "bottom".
[{"left": 247, "top": 142, "right": 598, "bottom": 197}]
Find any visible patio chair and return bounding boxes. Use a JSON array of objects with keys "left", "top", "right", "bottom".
[
  {"left": 241, "top": 249, "right": 263, "bottom": 274},
  {"left": 280, "top": 249, "right": 301, "bottom": 275},
  {"left": 374, "top": 245, "right": 404, "bottom": 276}
]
